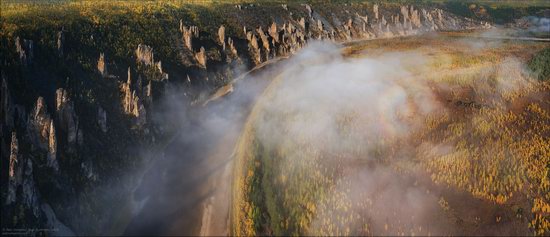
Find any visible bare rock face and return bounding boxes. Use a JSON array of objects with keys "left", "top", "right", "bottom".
[
  {"left": 135, "top": 44, "right": 155, "bottom": 66},
  {"left": 374, "top": 4, "right": 379, "bottom": 20},
  {"left": 218, "top": 25, "right": 226, "bottom": 49},
  {"left": 135, "top": 44, "right": 169, "bottom": 80},
  {"left": 227, "top": 37, "right": 239, "bottom": 58},
  {"left": 180, "top": 21, "right": 199, "bottom": 51},
  {"left": 410, "top": 6, "right": 422, "bottom": 29},
  {"left": 47, "top": 120, "right": 58, "bottom": 170},
  {"left": 344, "top": 19, "right": 354, "bottom": 39},
  {"left": 97, "top": 53, "right": 107, "bottom": 77},
  {"left": 27, "top": 97, "right": 58, "bottom": 171},
  {"left": 121, "top": 68, "right": 147, "bottom": 127},
  {"left": 246, "top": 30, "right": 262, "bottom": 65},
  {"left": 7, "top": 132, "right": 21, "bottom": 205},
  {"left": 2, "top": 76, "right": 13, "bottom": 128},
  {"left": 155, "top": 61, "right": 169, "bottom": 80},
  {"left": 299, "top": 17, "right": 306, "bottom": 31},
  {"left": 305, "top": 4, "right": 313, "bottom": 18},
  {"left": 55, "top": 88, "right": 80, "bottom": 151},
  {"left": 15, "top": 37, "right": 33, "bottom": 65},
  {"left": 268, "top": 22, "right": 279, "bottom": 43},
  {"left": 97, "top": 106, "right": 107, "bottom": 133},
  {"left": 257, "top": 27, "right": 271, "bottom": 58},
  {"left": 7, "top": 132, "right": 41, "bottom": 216},
  {"left": 195, "top": 47, "right": 207, "bottom": 68},
  {"left": 29, "top": 98, "right": 50, "bottom": 147},
  {"left": 57, "top": 30, "right": 64, "bottom": 57}
]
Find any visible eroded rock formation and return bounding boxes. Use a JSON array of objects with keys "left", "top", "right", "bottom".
[
  {"left": 15, "top": 37, "right": 33, "bottom": 65},
  {"left": 135, "top": 44, "right": 169, "bottom": 80},
  {"left": 57, "top": 29, "right": 64, "bottom": 57},
  {"left": 218, "top": 25, "right": 226, "bottom": 49},
  {"left": 121, "top": 68, "right": 147, "bottom": 127},
  {"left": 195, "top": 47, "right": 207, "bottom": 68},
  {"left": 180, "top": 21, "right": 199, "bottom": 51},
  {"left": 97, "top": 53, "right": 107, "bottom": 77},
  {"left": 7, "top": 132, "right": 42, "bottom": 217},
  {"left": 2, "top": 76, "right": 13, "bottom": 128},
  {"left": 56, "top": 88, "right": 81, "bottom": 151},
  {"left": 227, "top": 37, "right": 239, "bottom": 58},
  {"left": 7, "top": 132, "right": 21, "bottom": 205},
  {"left": 136, "top": 44, "right": 155, "bottom": 66},
  {"left": 28, "top": 97, "right": 58, "bottom": 171}
]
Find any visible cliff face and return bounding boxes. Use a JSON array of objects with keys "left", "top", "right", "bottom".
[
  {"left": 181, "top": 3, "right": 489, "bottom": 69},
  {"left": 0, "top": 2, "right": 490, "bottom": 235},
  {"left": 28, "top": 97, "right": 59, "bottom": 171}
]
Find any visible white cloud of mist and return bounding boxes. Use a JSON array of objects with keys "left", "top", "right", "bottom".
[
  {"left": 523, "top": 16, "right": 550, "bottom": 34},
  {"left": 256, "top": 42, "right": 440, "bottom": 149},
  {"left": 251, "top": 41, "right": 448, "bottom": 235},
  {"left": 130, "top": 27, "right": 541, "bottom": 235}
]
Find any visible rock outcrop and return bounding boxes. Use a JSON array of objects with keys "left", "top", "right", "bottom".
[
  {"left": 2, "top": 76, "right": 13, "bottom": 128},
  {"left": 57, "top": 29, "right": 64, "bottom": 57},
  {"left": 97, "top": 53, "right": 107, "bottom": 77},
  {"left": 136, "top": 44, "right": 155, "bottom": 66},
  {"left": 180, "top": 21, "right": 199, "bottom": 51},
  {"left": 218, "top": 25, "right": 226, "bottom": 49},
  {"left": 7, "top": 132, "right": 21, "bottom": 205},
  {"left": 47, "top": 120, "right": 57, "bottom": 169},
  {"left": 55, "top": 88, "right": 81, "bottom": 151},
  {"left": 195, "top": 47, "right": 207, "bottom": 68},
  {"left": 28, "top": 97, "right": 59, "bottom": 171},
  {"left": 246, "top": 29, "right": 262, "bottom": 65},
  {"left": 15, "top": 36, "right": 33, "bottom": 65},
  {"left": 227, "top": 37, "right": 239, "bottom": 58},
  {"left": 121, "top": 68, "right": 147, "bottom": 127},
  {"left": 305, "top": 4, "right": 313, "bottom": 18},
  {"left": 6, "top": 132, "right": 41, "bottom": 217},
  {"left": 135, "top": 44, "right": 168, "bottom": 80}
]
